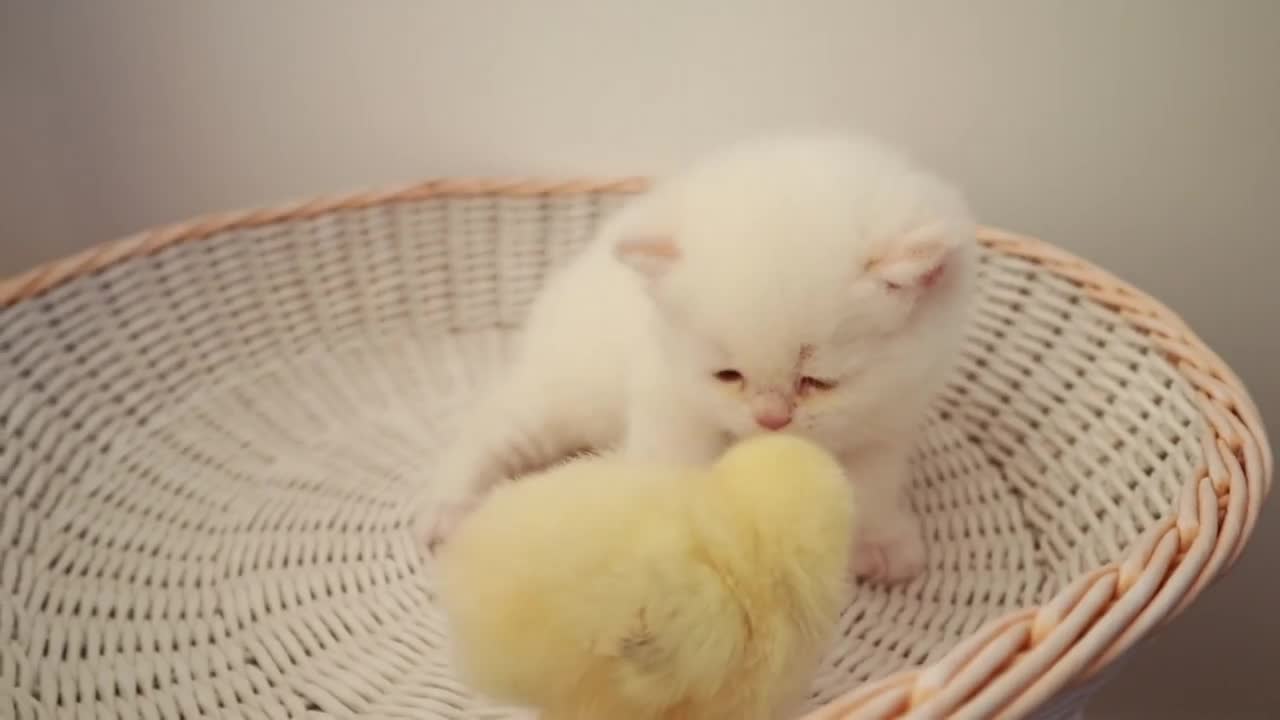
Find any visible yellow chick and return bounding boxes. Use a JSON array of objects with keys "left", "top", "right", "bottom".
[{"left": 436, "top": 433, "right": 856, "bottom": 720}]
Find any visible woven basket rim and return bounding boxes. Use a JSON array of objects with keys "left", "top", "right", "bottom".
[{"left": 2, "top": 177, "right": 1271, "bottom": 719}]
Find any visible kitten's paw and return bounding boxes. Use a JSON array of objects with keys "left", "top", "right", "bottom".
[
  {"left": 421, "top": 494, "right": 481, "bottom": 555},
  {"left": 850, "top": 517, "right": 927, "bottom": 584}
]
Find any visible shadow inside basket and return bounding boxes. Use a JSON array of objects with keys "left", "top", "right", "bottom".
[{"left": 0, "top": 214, "right": 1209, "bottom": 716}]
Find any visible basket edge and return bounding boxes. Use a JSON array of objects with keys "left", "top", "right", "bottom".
[{"left": 0, "top": 176, "right": 650, "bottom": 307}]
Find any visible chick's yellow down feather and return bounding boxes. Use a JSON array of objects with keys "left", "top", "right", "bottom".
[{"left": 436, "top": 434, "right": 856, "bottom": 720}]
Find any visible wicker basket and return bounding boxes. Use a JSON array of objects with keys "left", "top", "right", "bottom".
[{"left": 0, "top": 179, "right": 1269, "bottom": 720}]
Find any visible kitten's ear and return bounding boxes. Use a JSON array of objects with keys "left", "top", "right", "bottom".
[
  {"left": 865, "top": 222, "right": 959, "bottom": 291},
  {"left": 613, "top": 234, "right": 680, "bottom": 279}
]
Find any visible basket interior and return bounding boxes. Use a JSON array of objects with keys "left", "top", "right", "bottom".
[{"left": 0, "top": 190, "right": 1207, "bottom": 717}]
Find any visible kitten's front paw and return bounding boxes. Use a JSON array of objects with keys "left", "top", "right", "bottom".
[
  {"left": 421, "top": 494, "right": 481, "bottom": 555},
  {"left": 850, "top": 514, "right": 927, "bottom": 584}
]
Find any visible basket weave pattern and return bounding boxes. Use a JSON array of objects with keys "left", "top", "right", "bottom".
[{"left": 0, "top": 180, "right": 1270, "bottom": 719}]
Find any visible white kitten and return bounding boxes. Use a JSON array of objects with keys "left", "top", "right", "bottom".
[{"left": 424, "top": 133, "right": 977, "bottom": 583}]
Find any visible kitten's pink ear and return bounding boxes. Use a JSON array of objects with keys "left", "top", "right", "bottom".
[
  {"left": 614, "top": 235, "right": 680, "bottom": 279},
  {"left": 866, "top": 222, "right": 958, "bottom": 291}
]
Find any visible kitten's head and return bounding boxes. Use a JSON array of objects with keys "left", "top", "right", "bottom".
[{"left": 610, "top": 134, "right": 977, "bottom": 442}]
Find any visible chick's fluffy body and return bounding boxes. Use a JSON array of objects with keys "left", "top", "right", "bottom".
[{"left": 438, "top": 434, "right": 856, "bottom": 720}]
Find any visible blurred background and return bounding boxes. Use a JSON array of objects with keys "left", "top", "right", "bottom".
[{"left": 2, "top": 2, "right": 1277, "bottom": 717}]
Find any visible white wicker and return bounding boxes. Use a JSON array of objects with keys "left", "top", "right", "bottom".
[{"left": 0, "top": 179, "right": 1269, "bottom": 719}]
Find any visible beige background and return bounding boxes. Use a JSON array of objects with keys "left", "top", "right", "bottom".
[{"left": 2, "top": 2, "right": 1277, "bottom": 717}]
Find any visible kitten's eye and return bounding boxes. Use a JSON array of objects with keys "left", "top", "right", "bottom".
[
  {"left": 799, "top": 376, "right": 836, "bottom": 392},
  {"left": 714, "top": 369, "right": 744, "bottom": 383}
]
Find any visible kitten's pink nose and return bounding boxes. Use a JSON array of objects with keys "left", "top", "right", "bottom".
[{"left": 755, "top": 411, "right": 793, "bottom": 431}]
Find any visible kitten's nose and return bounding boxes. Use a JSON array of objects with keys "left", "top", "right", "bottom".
[{"left": 755, "top": 411, "right": 793, "bottom": 431}]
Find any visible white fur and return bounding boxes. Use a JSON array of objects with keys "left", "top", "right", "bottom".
[{"left": 426, "top": 133, "right": 977, "bottom": 583}]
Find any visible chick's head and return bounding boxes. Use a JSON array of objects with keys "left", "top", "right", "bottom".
[{"left": 708, "top": 433, "right": 856, "bottom": 544}]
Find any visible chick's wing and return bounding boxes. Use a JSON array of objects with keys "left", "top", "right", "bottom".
[{"left": 587, "top": 551, "right": 748, "bottom": 708}]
